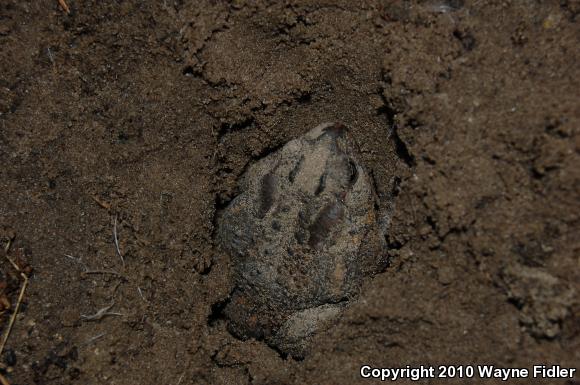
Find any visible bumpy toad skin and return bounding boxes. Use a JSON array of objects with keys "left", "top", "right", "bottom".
[{"left": 217, "top": 122, "right": 385, "bottom": 357}]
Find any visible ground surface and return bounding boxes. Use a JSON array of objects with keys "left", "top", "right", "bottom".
[{"left": 0, "top": 1, "right": 579, "bottom": 384}]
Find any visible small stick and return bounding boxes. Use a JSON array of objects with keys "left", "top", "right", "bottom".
[
  {"left": 113, "top": 215, "right": 125, "bottom": 267},
  {"left": 82, "top": 332, "right": 106, "bottom": 347},
  {"left": 0, "top": 372, "right": 10, "bottom": 385},
  {"left": 81, "top": 301, "right": 123, "bottom": 321},
  {"left": 91, "top": 195, "right": 111, "bottom": 210},
  {"left": 82, "top": 269, "right": 123, "bottom": 277},
  {"left": 58, "top": 0, "right": 70, "bottom": 13},
  {"left": 64, "top": 255, "right": 125, "bottom": 278},
  {"left": 110, "top": 281, "right": 122, "bottom": 296},
  {"left": 64, "top": 254, "right": 82, "bottom": 263},
  {"left": 0, "top": 255, "right": 29, "bottom": 356},
  {"left": 4, "top": 239, "right": 11, "bottom": 253},
  {"left": 137, "top": 287, "right": 146, "bottom": 302},
  {"left": 47, "top": 48, "right": 54, "bottom": 64}
]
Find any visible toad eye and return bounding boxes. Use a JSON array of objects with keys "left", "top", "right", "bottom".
[
  {"left": 348, "top": 159, "right": 358, "bottom": 186},
  {"left": 257, "top": 173, "right": 276, "bottom": 218},
  {"left": 320, "top": 122, "right": 348, "bottom": 139}
]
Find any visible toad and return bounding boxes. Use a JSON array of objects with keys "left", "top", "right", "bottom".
[{"left": 217, "top": 122, "right": 386, "bottom": 357}]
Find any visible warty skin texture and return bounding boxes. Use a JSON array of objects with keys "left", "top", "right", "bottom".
[{"left": 217, "top": 122, "right": 386, "bottom": 357}]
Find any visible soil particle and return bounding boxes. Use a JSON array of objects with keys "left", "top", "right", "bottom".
[{"left": 501, "top": 264, "right": 576, "bottom": 339}]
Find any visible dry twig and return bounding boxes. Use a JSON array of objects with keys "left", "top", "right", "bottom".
[
  {"left": 137, "top": 287, "right": 146, "bottom": 302},
  {"left": 91, "top": 194, "right": 111, "bottom": 210},
  {"left": 113, "top": 215, "right": 125, "bottom": 267},
  {"left": 0, "top": 240, "right": 30, "bottom": 359},
  {"left": 0, "top": 372, "right": 10, "bottom": 385},
  {"left": 82, "top": 269, "right": 123, "bottom": 277},
  {"left": 58, "top": 0, "right": 70, "bottom": 13},
  {"left": 81, "top": 301, "right": 123, "bottom": 321},
  {"left": 64, "top": 255, "right": 124, "bottom": 278},
  {"left": 82, "top": 332, "right": 106, "bottom": 347}
]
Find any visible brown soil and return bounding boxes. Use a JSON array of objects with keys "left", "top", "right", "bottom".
[{"left": 0, "top": 1, "right": 579, "bottom": 384}]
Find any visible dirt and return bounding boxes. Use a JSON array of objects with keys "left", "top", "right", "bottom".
[{"left": 0, "top": 1, "right": 578, "bottom": 384}]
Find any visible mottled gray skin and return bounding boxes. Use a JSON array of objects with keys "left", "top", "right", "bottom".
[{"left": 217, "top": 122, "right": 385, "bottom": 357}]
